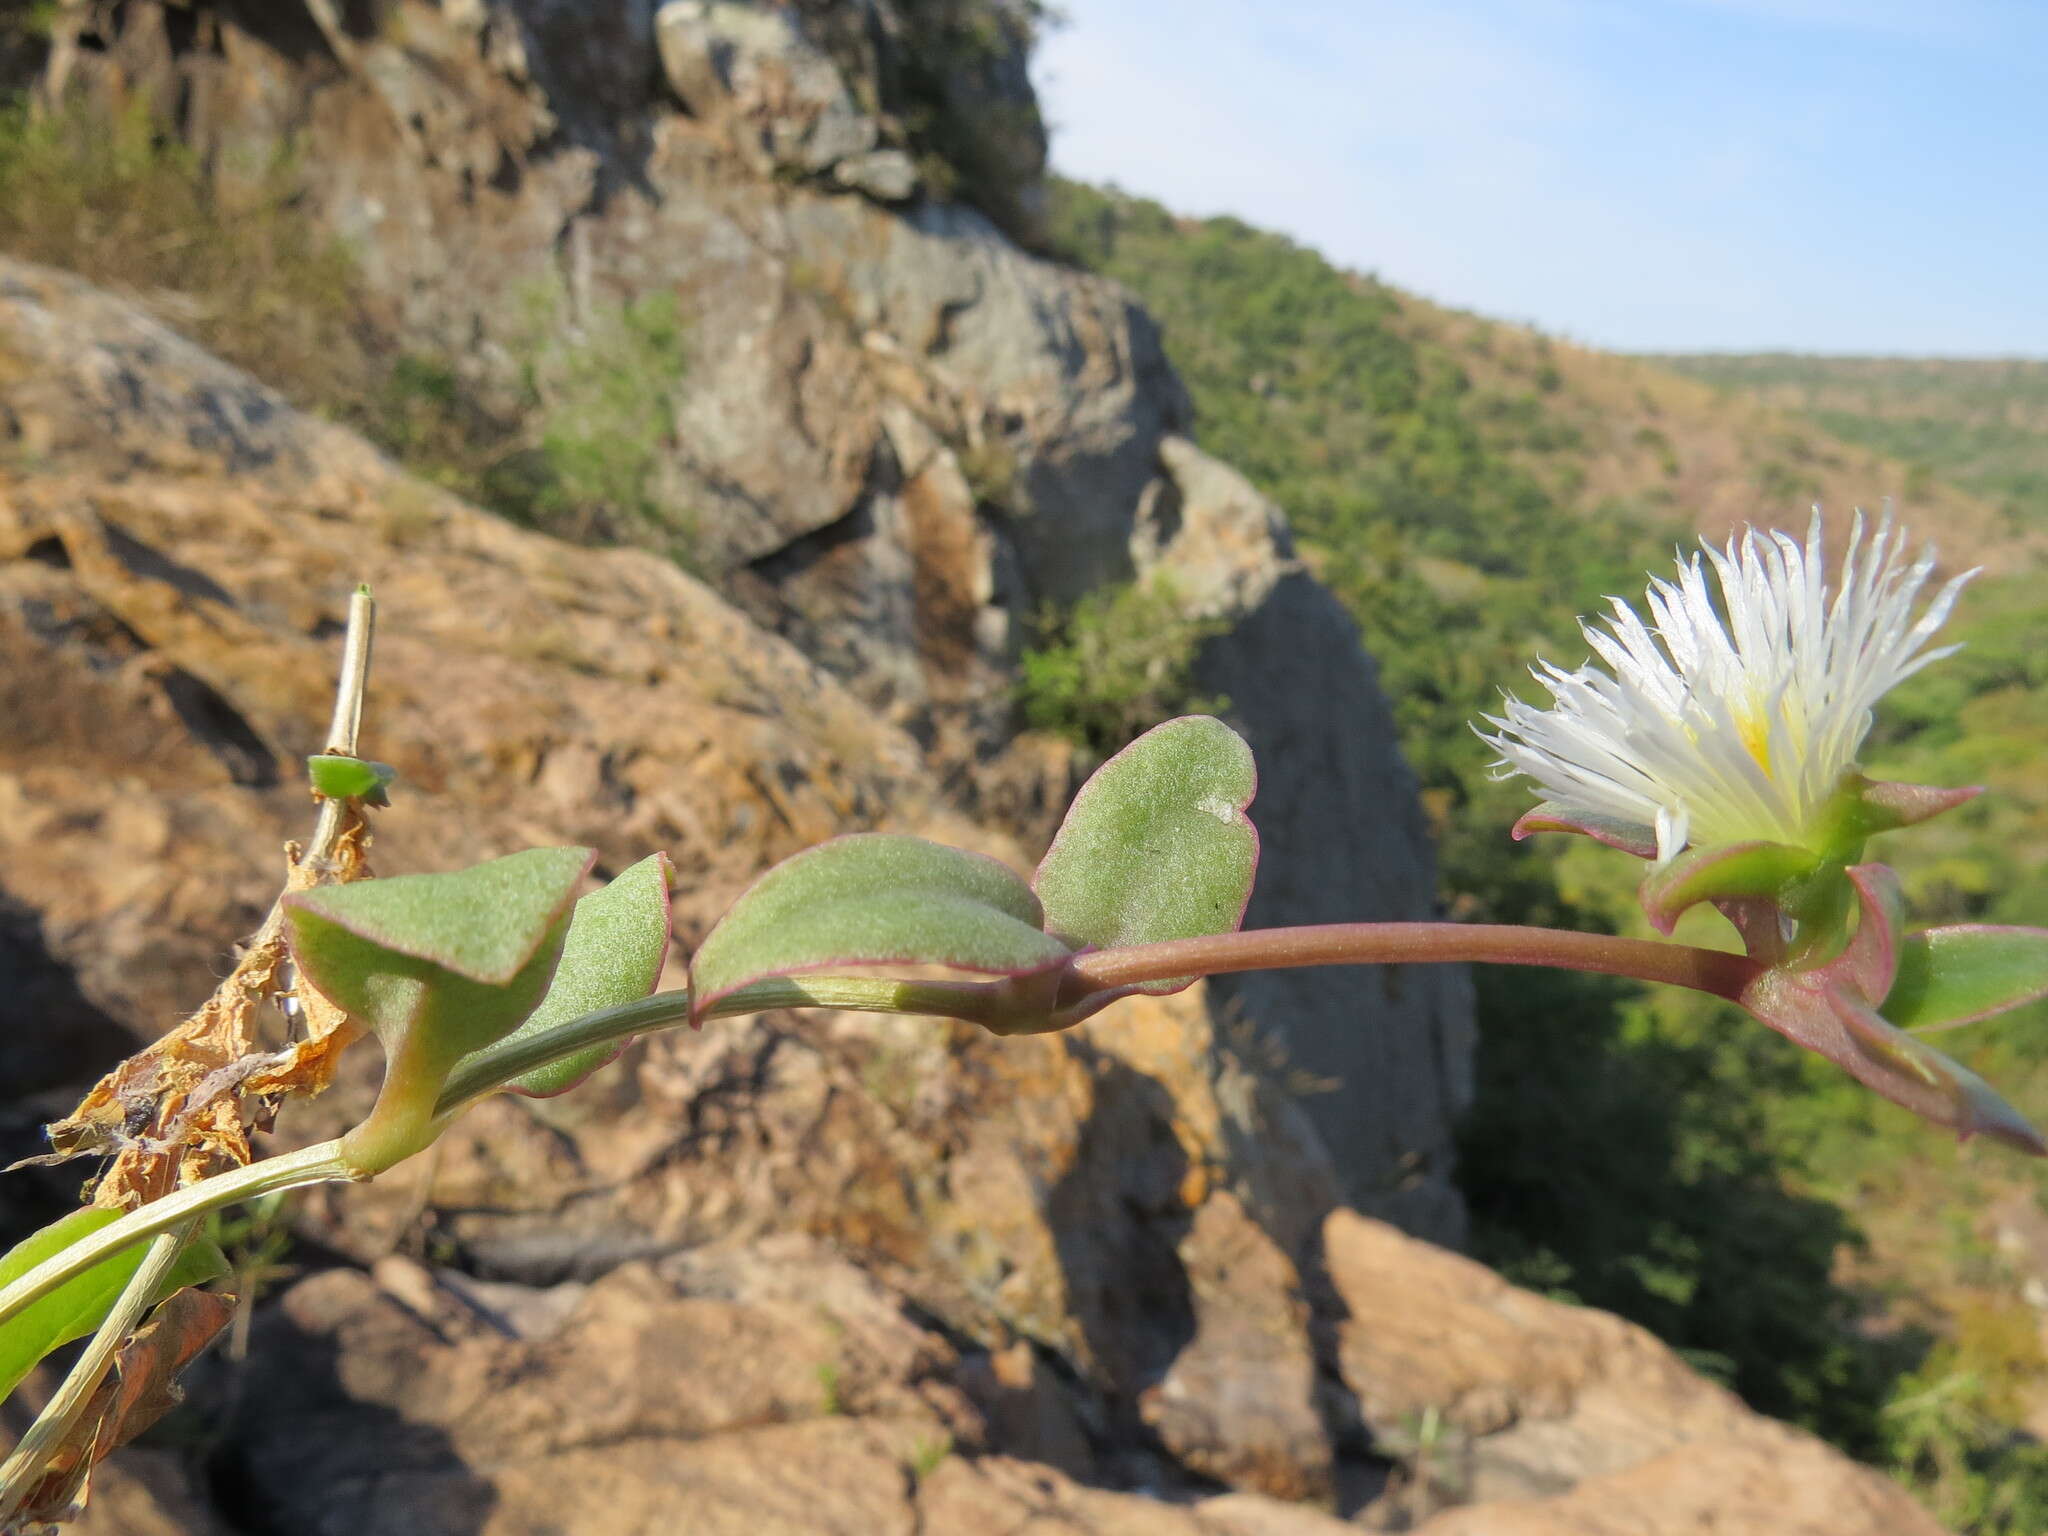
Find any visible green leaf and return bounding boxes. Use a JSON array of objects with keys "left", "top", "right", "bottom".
[
  {"left": 0, "top": 1209, "right": 228, "bottom": 1400},
  {"left": 1032, "top": 714, "right": 1259, "bottom": 994},
  {"left": 1884, "top": 926, "right": 2048, "bottom": 1032},
  {"left": 478, "top": 853, "right": 676, "bottom": 1098},
  {"left": 690, "top": 835, "right": 1072, "bottom": 1019},
  {"left": 285, "top": 846, "right": 591, "bottom": 1074},
  {"left": 306, "top": 754, "right": 396, "bottom": 805}
]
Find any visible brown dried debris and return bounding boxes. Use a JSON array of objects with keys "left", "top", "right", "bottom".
[{"left": 20, "top": 809, "right": 371, "bottom": 1207}]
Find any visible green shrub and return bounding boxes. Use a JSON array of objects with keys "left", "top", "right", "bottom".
[
  {"left": 0, "top": 96, "right": 372, "bottom": 407},
  {"left": 488, "top": 290, "right": 691, "bottom": 557},
  {"left": 1018, "top": 576, "right": 1229, "bottom": 755}
]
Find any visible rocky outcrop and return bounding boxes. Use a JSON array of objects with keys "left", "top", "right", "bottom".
[
  {"left": 1142, "top": 439, "right": 1474, "bottom": 1236},
  {"left": 20, "top": 0, "right": 1472, "bottom": 1239},
  {"left": 46, "top": 1222, "right": 1944, "bottom": 1536},
  {"left": 1319, "top": 1211, "right": 1947, "bottom": 1532}
]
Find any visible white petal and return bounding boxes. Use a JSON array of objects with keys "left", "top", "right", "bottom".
[{"left": 1483, "top": 513, "right": 1969, "bottom": 857}]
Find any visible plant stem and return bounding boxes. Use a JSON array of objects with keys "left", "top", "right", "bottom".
[
  {"left": 0, "top": 1143, "right": 354, "bottom": 1334},
  {"left": 0, "top": 1225, "right": 194, "bottom": 1520},
  {"left": 432, "top": 976, "right": 995, "bottom": 1116},
  {"left": 1062, "top": 922, "right": 1758, "bottom": 1000},
  {"left": 325, "top": 586, "right": 376, "bottom": 756},
  {"left": 433, "top": 926, "right": 1756, "bottom": 1114},
  {"left": 301, "top": 585, "right": 377, "bottom": 881}
]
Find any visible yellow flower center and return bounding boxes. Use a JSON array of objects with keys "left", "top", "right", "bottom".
[{"left": 1735, "top": 697, "right": 1774, "bottom": 778}]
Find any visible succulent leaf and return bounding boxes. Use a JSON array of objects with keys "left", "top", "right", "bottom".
[
  {"left": 1033, "top": 715, "right": 1259, "bottom": 995},
  {"left": 1885, "top": 925, "right": 2048, "bottom": 1032},
  {"left": 689, "top": 835, "right": 1072, "bottom": 1020},
  {"left": 285, "top": 844, "right": 593, "bottom": 1146},
  {"left": 485, "top": 853, "right": 676, "bottom": 1098}
]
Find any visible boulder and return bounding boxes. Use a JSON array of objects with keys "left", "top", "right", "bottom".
[
  {"left": 1322, "top": 1210, "right": 1948, "bottom": 1534},
  {"left": 655, "top": 1, "right": 894, "bottom": 182}
]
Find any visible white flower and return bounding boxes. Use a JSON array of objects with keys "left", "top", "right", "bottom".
[{"left": 1480, "top": 510, "right": 1974, "bottom": 864}]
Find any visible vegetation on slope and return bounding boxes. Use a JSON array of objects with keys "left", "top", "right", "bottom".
[
  {"left": 1649, "top": 354, "right": 2048, "bottom": 532},
  {"left": 0, "top": 100, "right": 694, "bottom": 562},
  {"left": 1048, "top": 177, "right": 2048, "bottom": 1530}
]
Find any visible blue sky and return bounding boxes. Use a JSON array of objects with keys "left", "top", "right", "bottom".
[{"left": 1030, "top": 0, "right": 2048, "bottom": 355}]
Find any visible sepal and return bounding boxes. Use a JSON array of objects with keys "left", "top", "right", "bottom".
[
  {"left": 1817, "top": 773, "right": 1981, "bottom": 856},
  {"left": 1638, "top": 839, "right": 1822, "bottom": 936},
  {"left": 1511, "top": 801, "right": 1658, "bottom": 860},
  {"left": 1734, "top": 861, "right": 2046, "bottom": 1154}
]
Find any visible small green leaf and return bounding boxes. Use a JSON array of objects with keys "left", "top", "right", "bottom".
[
  {"left": 1033, "top": 715, "right": 1258, "bottom": 994},
  {"left": 307, "top": 754, "right": 396, "bottom": 805},
  {"left": 690, "top": 835, "right": 1071, "bottom": 1019},
  {"left": 1884, "top": 926, "right": 2048, "bottom": 1032},
  {"left": 0, "top": 1209, "right": 228, "bottom": 1400},
  {"left": 285, "top": 846, "right": 594, "bottom": 1120},
  {"left": 479, "top": 853, "right": 676, "bottom": 1097}
]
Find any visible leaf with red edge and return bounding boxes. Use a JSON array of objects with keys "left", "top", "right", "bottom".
[
  {"left": 1885, "top": 925, "right": 2048, "bottom": 1032},
  {"left": 1033, "top": 715, "right": 1259, "bottom": 996},
  {"left": 463, "top": 852, "right": 677, "bottom": 1099},
  {"left": 286, "top": 847, "right": 593, "bottom": 995},
  {"left": 283, "top": 847, "right": 593, "bottom": 1065},
  {"left": 1510, "top": 801, "right": 1657, "bottom": 859},
  {"left": 689, "top": 835, "right": 1073, "bottom": 1021}
]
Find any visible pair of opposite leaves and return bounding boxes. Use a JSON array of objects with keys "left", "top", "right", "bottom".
[{"left": 283, "top": 716, "right": 1260, "bottom": 1104}]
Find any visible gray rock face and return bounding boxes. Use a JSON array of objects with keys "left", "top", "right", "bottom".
[
  {"left": 30, "top": 0, "right": 1468, "bottom": 1233},
  {"left": 655, "top": 0, "right": 895, "bottom": 180},
  {"left": 1139, "top": 438, "right": 1477, "bottom": 1240}
]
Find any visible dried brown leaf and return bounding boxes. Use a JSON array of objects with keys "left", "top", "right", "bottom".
[{"left": 6, "top": 1289, "right": 236, "bottom": 1529}]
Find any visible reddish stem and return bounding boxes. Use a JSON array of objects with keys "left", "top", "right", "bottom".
[{"left": 1063, "top": 922, "right": 1758, "bottom": 1001}]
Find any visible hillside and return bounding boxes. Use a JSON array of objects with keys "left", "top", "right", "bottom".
[
  {"left": 1048, "top": 179, "right": 2048, "bottom": 1533},
  {"left": 1646, "top": 354, "right": 2048, "bottom": 530}
]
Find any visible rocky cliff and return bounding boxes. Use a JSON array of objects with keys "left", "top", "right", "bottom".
[
  {"left": 10, "top": 0, "right": 1472, "bottom": 1237},
  {"left": 0, "top": 3, "right": 1949, "bottom": 1532}
]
